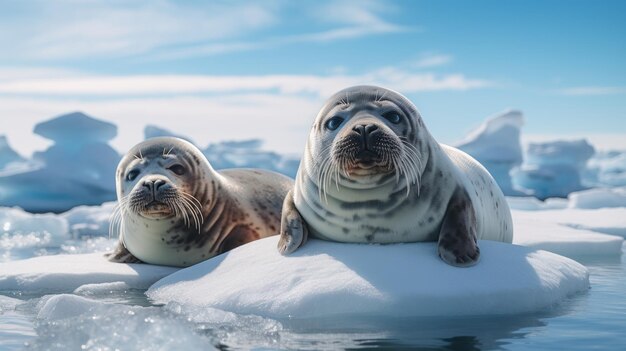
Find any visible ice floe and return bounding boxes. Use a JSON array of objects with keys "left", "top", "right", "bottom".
[
  {"left": 0, "top": 253, "right": 178, "bottom": 292},
  {"left": 147, "top": 236, "right": 590, "bottom": 319}
]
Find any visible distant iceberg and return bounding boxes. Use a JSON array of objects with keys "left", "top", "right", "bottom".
[
  {"left": 144, "top": 125, "right": 299, "bottom": 178},
  {"left": 456, "top": 109, "right": 527, "bottom": 196},
  {"left": 0, "top": 135, "right": 26, "bottom": 171},
  {"left": 0, "top": 112, "right": 120, "bottom": 212},
  {"left": 513, "top": 140, "right": 595, "bottom": 199},
  {"left": 585, "top": 150, "right": 626, "bottom": 187}
]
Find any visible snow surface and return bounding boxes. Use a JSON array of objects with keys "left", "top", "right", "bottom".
[
  {"left": 61, "top": 201, "right": 116, "bottom": 237},
  {"left": 456, "top": 110, "right": 526, "bottom": 196},
  {"left": 512, "top": 210, "right": 624, "bottom": 256},
  {"left": 516, "top": 208, "right": 626, "bottom": 238},
  {"left": 0, "top": 253, "right": 178, "bottom": 292},
  {"left": 568, "top": 187, "right": 626, "bottom": 209},
  {"left": 147, "top": 236, "right": 589, "bottom": 319}
]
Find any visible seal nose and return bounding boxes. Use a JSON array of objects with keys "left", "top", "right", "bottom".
[
  {"left": 154, "top": 179, "right": 166, "bottom": 191},
  {"left": 142, "top": 180, "right": 153, "bottom": 192},
  {"left": 142, "top": 179, "right": 167, "bottom": 194},
  {"left": 352, "top": 123, "right": 380, "bottom": 149}
]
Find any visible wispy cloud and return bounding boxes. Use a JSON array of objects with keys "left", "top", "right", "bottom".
[
  {"left": 0, "top": 1, "right": 277, "bottom": 60},
  {"left": 149, "top": 1, "right": 409, "bottom": 60},
  {"left": 558, "top": 86, "right": 626, "bottom": 96},
  {"left": 413, "top": 53, "right": 453, "bottom": 68},
  {"left": 0, "top": 69, "right": 493, "bottom": 97},
  {"left": 0, "top": 0, "right": 408, "bottom": 61}
]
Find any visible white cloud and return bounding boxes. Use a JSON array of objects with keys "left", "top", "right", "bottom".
[
  {"left": 0, "top": 69, "right": 493, "bottom": 97},
  {"left": 0, "top": 0, "right": 407, "bottom": 61},
  {"left": 414, "top": 54, "right": 453, "bottom": 68},
  {"left": 0, "top": 67, "right": 79, "bottom": 81},
  {"left": 0, "top": 0, "right": 276, "bottom": 60},
  {"left": 148, "top": 1, "right": 408, "bottom": 60},
  {"left": 557, "top": 86, "right": 626, "bottom": 96}
]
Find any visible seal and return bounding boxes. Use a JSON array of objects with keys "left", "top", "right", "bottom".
[
  {"left": 278, "top": 85, "right": 513, "bottom": 267},
  {"left": 106, "top": 137, "right": 293, "bottom": 267}
]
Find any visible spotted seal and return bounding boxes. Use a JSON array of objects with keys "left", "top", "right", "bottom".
[
  {"left": 278, "top": 85, "right": 513, "bottom": 267},
  {"left": 107, "top": 137, "right": 292, "bottom": 267}
]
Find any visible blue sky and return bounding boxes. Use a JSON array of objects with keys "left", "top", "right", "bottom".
[{"left": 0, "top": 0, "right": 624, "bottom": 157}]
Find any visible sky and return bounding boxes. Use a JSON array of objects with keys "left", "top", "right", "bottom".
[{"left": 0, "top": 0, "right": 624, "bottom": 157}]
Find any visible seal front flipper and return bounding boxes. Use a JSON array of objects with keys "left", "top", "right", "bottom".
[
  {"left": 105, "top": 243, "right": 143, "bottom": 264},
  {"left": 437, "top": 187, "right": 480, "bottom": 267},
  {"left": 278, "top": 190, "right": 308, "bottom": 254}
]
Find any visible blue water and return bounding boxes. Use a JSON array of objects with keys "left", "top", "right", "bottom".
[{"left": 1, "top": 244, "right": 625, "bottom": 350}]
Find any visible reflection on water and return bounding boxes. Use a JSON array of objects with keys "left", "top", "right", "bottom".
[
  {"left": 0, "top": 310, "right": 36, "bottom": 350},
  {"left": 281, "top": 313, "right": 550, "bottom": 351}
]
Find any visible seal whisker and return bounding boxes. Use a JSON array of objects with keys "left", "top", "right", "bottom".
[
  {"left": 108, "top": 196, "right": 128, "bottom": 240},
  {"left": 179, "top": 193, "right": 203, "bottom": 233}
]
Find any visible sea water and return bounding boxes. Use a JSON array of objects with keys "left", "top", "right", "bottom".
[{"left": 1, "top": 243, "right": 624, "bottom": 350}]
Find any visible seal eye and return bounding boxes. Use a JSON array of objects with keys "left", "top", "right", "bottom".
[
  {"left": 126, "top": 170, "right": 139, "bottom": 182},
  {"left": 168, "top": 164, "right": 185, "bottom": 176},
  {"left": 325, "top": 116, "right": 344, "bottom": 131},
  {"left": 382, "top": 111, "right": 402, "bottom": 124}
]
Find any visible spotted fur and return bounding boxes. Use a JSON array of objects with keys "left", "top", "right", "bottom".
[
  {"left": 278, "top": 86, "right": 513, "bottom": 267},
  {"left": 107, "top": 137, "right": 292, "bottom": 267}
]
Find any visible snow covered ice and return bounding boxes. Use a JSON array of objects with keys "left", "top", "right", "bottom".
[
  {"left": 0, "top": 252, "right": 178, "bottom": 293},
  {"left": 147, "top": 236, "right": 590, "bottom": 319}
]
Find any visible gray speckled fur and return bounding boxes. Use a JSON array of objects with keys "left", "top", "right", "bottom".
[
  {"left": 107, "top": 137, "right": 292, "bottom": 267},
  {"left": 278, "top": 86, "right": 513, "bottom": 267}
]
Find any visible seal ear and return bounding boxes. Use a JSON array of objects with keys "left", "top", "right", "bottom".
[
  {"left": 278, "top": 190, "right": 309, "bottom": 254},
  {"left": 437, "top": 187, "right": 480, "bottom": 267}
]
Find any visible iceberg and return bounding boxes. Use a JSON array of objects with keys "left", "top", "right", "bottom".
[
  {"left": 0, "top": 112, "right": 120, "bottom": 212},
  {"left": 147, "top": 236, "right": 589, "bottom": 319},
  {"left": 514, "top": 140, "right": 595, "bottom": 199},
  {"left": 456, "top": 110, "right": 527, "bottom": 196},
  {"left": 585, "top": 150, "right": 626, "bottom": 187},
  {"left": 0, "top": 135, "right": 26, "bottom": 171}
]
